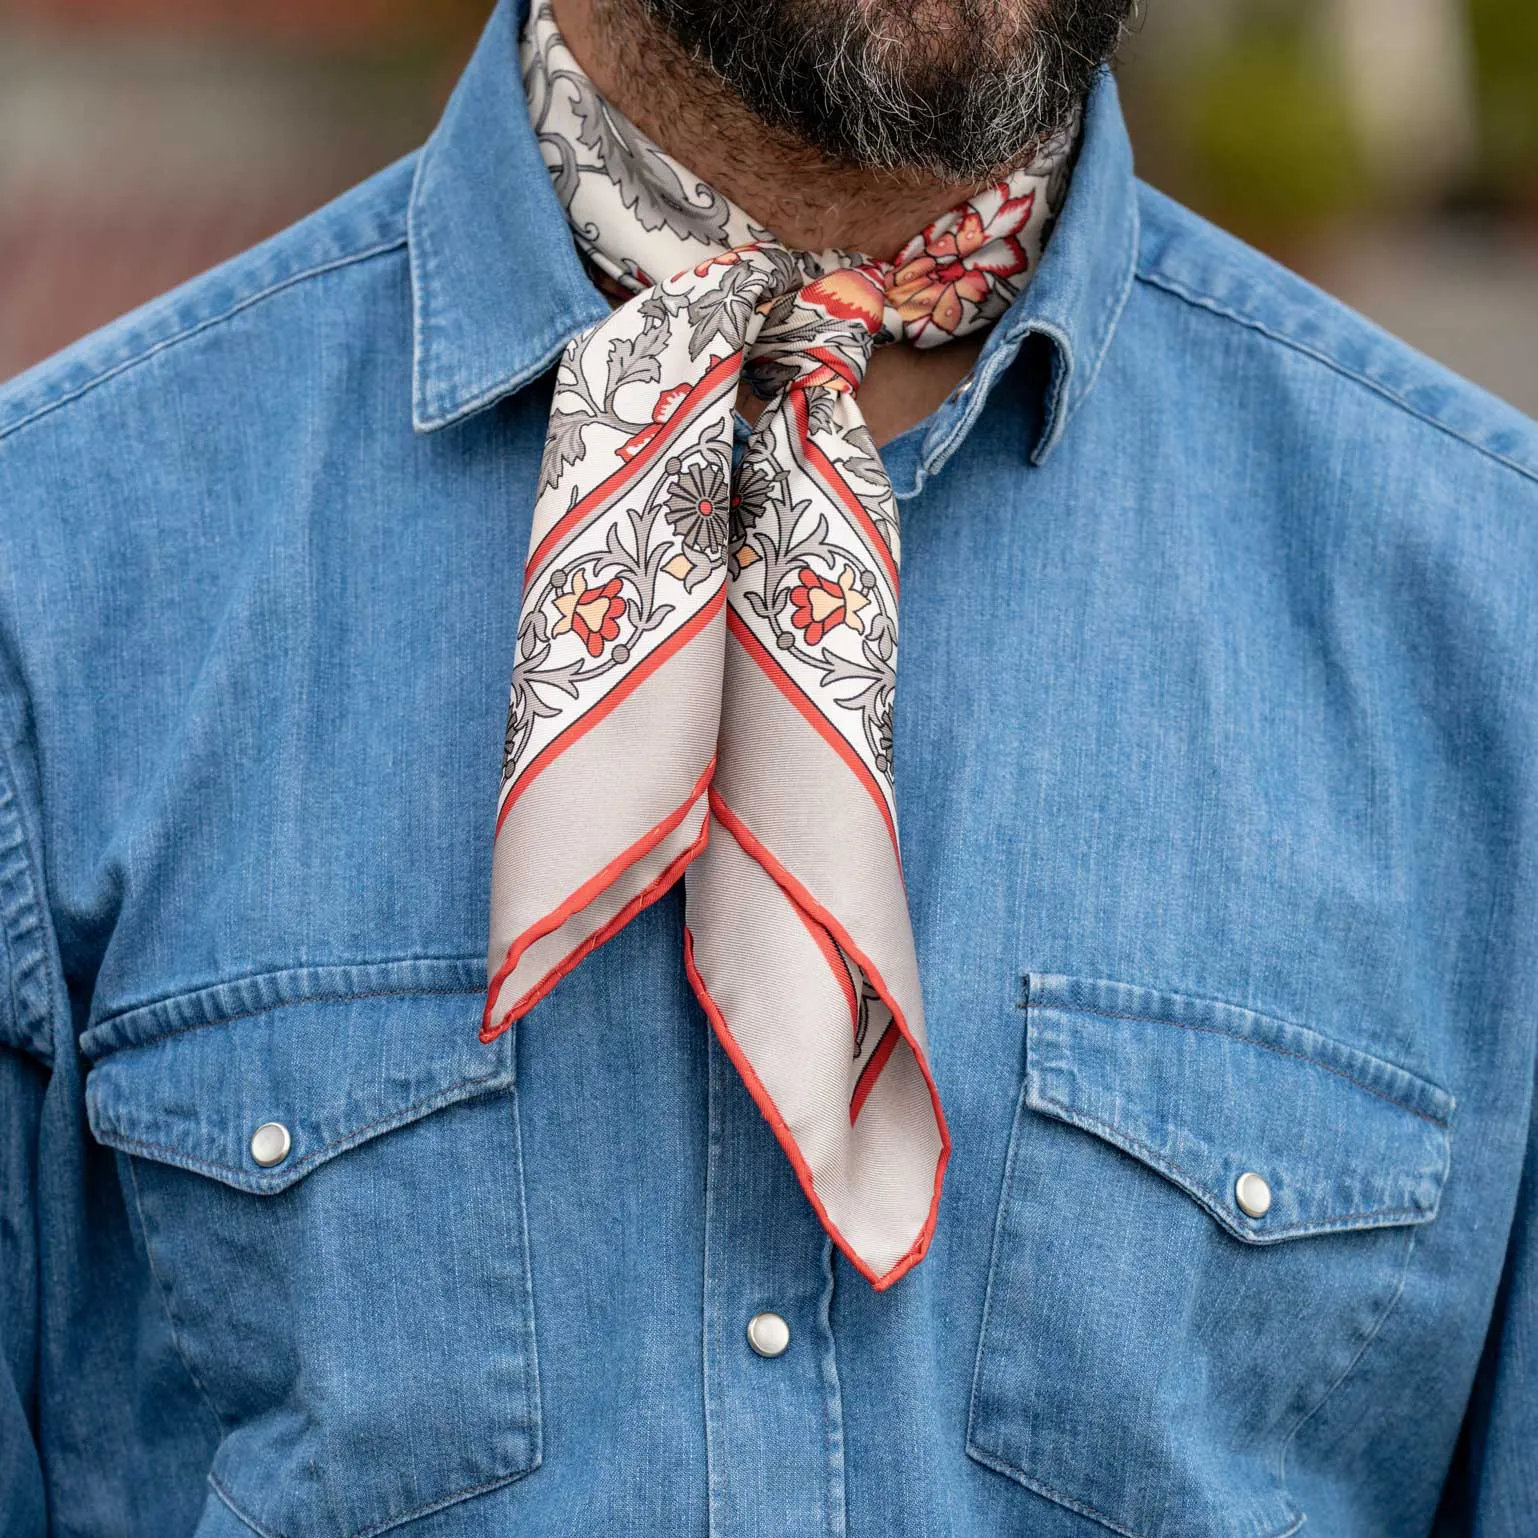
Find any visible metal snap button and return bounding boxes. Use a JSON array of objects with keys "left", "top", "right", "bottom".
[
  {"left": 250, "top": 1122, "right": 292, "bottom": 1168},
  {"left": 746, "top": 1311, "right": 791, "bottom": 1358},
  {"left": 1235, "top": 1171, "right": 1272, "bottom": 1219}
]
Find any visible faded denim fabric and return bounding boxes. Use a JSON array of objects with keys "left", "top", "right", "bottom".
[{"left": 2, "top": 1, "right": 1538, "bottom": 1534}]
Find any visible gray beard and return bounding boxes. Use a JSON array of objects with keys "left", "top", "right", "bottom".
[{"left": 635, "top": 0, "right": 1135, "bottom": 181}]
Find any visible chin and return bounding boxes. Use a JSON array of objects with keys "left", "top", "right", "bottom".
[{"left": 640, "top": 0, "right": 1132, "bottom": 179}]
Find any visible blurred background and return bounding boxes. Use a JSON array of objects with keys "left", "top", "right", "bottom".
[{"left": 2, "top": 0, "right": 1535, "bottom": 412}]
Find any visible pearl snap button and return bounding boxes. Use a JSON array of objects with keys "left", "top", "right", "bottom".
[
  {"left": 250, "top": 1122, "right": 292, "bottom": 1168},
  {"left": 746, "top": 1312, "right": 791, "bottom": 1358},
  {"left": 1235, "top": 1171, "right": 1272, "bottom": 1219}
]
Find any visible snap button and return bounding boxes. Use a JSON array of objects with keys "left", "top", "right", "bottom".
[
  {"left": 1235, "top": 1171, "right": 1272, "bottom": 1219},
  {"left": 250, "top": 1122, "right": 292, "bottom": 1168},
  {"left": 746, "top": 1311, "right": 790, "bottom": 1358}
]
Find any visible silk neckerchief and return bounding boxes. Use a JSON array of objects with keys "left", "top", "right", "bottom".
[{"left": 488, "top": 0, "right": 1071, "bottom": 1287}]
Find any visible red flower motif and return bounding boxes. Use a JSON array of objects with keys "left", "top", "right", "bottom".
[
  {"left": 788, "top": 564, "right": 869, "bottom": 646},
  {"left": 885, "top": 186, "right": 1036, "bottom": 340},
  {"left": 553, "top": 570, "right": 627, "bottom": 657},
  {"left": 617, "top": 381, "right": 693, "bottom": 463}
]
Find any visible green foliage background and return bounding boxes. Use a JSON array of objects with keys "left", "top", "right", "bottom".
[{"left": 1119, "top": 0, "right": 1537, "bottom": 250}]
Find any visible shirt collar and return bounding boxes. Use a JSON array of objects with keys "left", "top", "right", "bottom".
[
  {"left": 408, "top": 0, "right": 608, "bottom": 431},
  {"left": 409, "top": 0, "right": 1138, "bottom": 462}
]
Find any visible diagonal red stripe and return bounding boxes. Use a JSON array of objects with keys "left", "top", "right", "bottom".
[
  {"left": 703, "top": 789, "right": 949, "bottom": 1287},
  {"left": 849, "top": 1019, "right": 900, "bottom": 1126},
  {"left": 789, "top": 387, "right": 899, "bottom": 596},
  {"left": 482, "top": 759, "right": 714, "bottom": 1040},
  {"left": 499, "top": 583, "right": 725, "bottom": 831},
  {"left": 724, "top": 604, "right": 899, "bottom": 860},
  {"left": 684, "top": 911, "right": 945, "bottom": 1293},
  {"left": 526, "top": 351, "right": 743, "bottom": 579}
]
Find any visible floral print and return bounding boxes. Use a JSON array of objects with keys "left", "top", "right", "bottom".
[
  {"left": 789, "top": 565, "right": 869, "bottom": 645},
  {"left": 663, "top": 459, "right": 730, "bottom": 556},
  {"left": 887, "top": 187, "right": 1037, "bottom": 341},
  {"left": 504, "top": 0, "right": 1069, "bottom": 785},
  {"left": 489, "top": 0, "right": 1076, "bottom": 1291},
  {"left": 618, "top": 381, "right": 692, "bottom": 463},
  {"left": 552, "top": 569, "right": 627, "bottom": 657}
]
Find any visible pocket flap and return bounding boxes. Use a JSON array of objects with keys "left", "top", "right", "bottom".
[
  {"left": 85, "top": 964, "right": 506, "bottom": 1195},
  {"left": 1024, "top": 974, "right": 1454, "bottom": 1243}
]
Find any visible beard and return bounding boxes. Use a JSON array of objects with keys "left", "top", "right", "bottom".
[{"left": 634, "top": 0, "right": 1135, "bottom": 180}]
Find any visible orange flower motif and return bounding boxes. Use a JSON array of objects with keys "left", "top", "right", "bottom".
[
  {"left": 617, "top": 381, "right": 693, "bottom": 463},
  {"left": 788, "top": 564, "right": 870, "bottom": 646},
  {"left": 885, "top": 186, "right": 1036, "bottom": 341},
  {"left": 800, "top": 267, "right": 886, "bottom": 335},
  {"left": 692, "top": 245, "right": 760, "bottom": 277},
  {"left": 552, "top": 570, "right": 627, "bottom": 658}
]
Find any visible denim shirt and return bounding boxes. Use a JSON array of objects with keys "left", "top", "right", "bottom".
[{"left": 3, "top": 2, "right": 1538, "bottom": 1534}]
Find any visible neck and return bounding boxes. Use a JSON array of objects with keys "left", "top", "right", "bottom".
[{"left": 550, "top": 0, "right": 981, "bottom": 257}]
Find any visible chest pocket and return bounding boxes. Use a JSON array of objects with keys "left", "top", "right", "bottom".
[
  {"left": 84, "top": 968, "right": 541, "bottom": 1538},
  {"left": 967, "top": 974, "right": 1453, "bottom": 1538}
]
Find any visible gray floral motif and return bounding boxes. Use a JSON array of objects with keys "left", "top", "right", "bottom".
[
  {"left": 570, "top": 83, "right": 735, "bottom": 249},
  {"left": 536, "top": 314, "right": 672, "bottom": 494},
  {"left": 663, "top": 458, "right": 730, "bottom": 557},
  {"left": 683, "top": 257, "right": 780, "bottom": 358},
  {"left": 832, "top": 419, "right": 899, "bottom": 554},
  {"left": 730, "top": 445, "right": 781, "bottom": 530},
  {"left": 524, "top": 15, "right": 736, "bottom": 250}
]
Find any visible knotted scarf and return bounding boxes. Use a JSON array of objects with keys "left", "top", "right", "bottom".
[{"left": 487, "top": 0, "right": 1070, "bottom": 1287}]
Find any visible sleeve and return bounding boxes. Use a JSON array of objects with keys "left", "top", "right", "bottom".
[
  {"left": 0, "top": 701, "right": 53, "bottom": 1534},
  {"left": 1434, "top": 1062, "right": 1538, "bottom": 1534}
]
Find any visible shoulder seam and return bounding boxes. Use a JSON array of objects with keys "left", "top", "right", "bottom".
[
  {"left": 1134, "top": 266, "right": 1538, "bottom": 490},
  {"left": 0, "top": 234, "right": 407, "bottom": 445}
]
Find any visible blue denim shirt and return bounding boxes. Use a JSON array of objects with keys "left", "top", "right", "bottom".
[{"left": 3, "top": 3, "right": 1538, "bottom": 1534}]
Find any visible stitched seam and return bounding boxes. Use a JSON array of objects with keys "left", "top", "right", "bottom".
[
  {"left": 1034, "top": 1094, "right": 1435, "bottom": 1235},
  {"left": 207, "top": 1477, "right": 281, "bottom": 1538},
  {"left": 966, "top": 983, "right": 1033, "bottom": 1453},
  {"left": 971, "top": 1435, "right": 1308, "bottom": 1538},
  {"left": 1278, "top": 1224, "right": 1419, "bottom": 1497},
  {"left": 921, "top": 339, "right": 1026, "bottom": 468},
  {"left": 408, "top": 126, "right": 595, "bottom": 429},
  {"left": 0, "top": 238, "right": 407, "bottom": 445},
  {"left": 982, "top": 1456, "right": 1303, "bottom": 1538},
  {"left": 0, "top": 732, "right": 56, "bottom": 1062},
  {"left": 0, "top": 790, "right": 22, "bottom": 1054},
  {"left": 1068, "top": 172, "right": 1140, "bottom": 417},
  {"left": 95, "top": 981, "right": 484, "bottom": 1053},
  {"left": 504, "top": 1070, "right": 545, "bottom": 1476},
  {"left": 104, "top": 1067, "right": 510, "bottom": 1183},
  {"left": 125, "top": 1153, "right": 231, "bottom": 1436},
  {"left": 1134, "top": 267, "right": 1538, "bottom": 489},
  {"left": 1042, "top": 998, "right": 1450, "bottom": 1127},
  {"left": 415, "top": 324, "right": 577, "bottom": 429},
  {"left": 818, "top": 1236, "right": 847, "bottom": 1538},
  {"left": 703, "top": 1035, "right": 725, "bottom": 1538},
  {"left": 209, "top": 1466, "right": 529, "bottom": 1538},
  {"left": 987, "top": 1458, "right": 1145, "bottom": 1538},
  {"left": 348, "top": 1472, "right": 529, "bottom": 1538},
  {"left": 89, "top": 957, "right": 483, "bottom": 1037}
]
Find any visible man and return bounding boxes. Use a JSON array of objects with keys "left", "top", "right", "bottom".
[{"left": 0, "top": 0, "right": 1533, "bottom": 1531}]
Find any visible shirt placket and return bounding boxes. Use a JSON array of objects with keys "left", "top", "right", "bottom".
[{"left": 703, "top": 1025, "right": 848, "bottom": 1538}]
